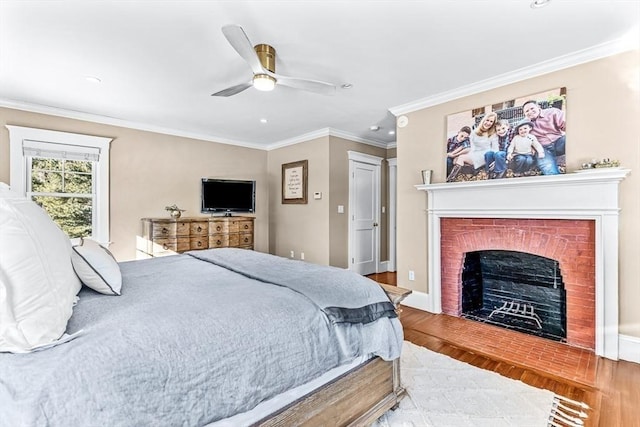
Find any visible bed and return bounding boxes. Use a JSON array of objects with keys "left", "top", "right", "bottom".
[{"left": 0, "top": 185, "right": 406, "bottom": 426}]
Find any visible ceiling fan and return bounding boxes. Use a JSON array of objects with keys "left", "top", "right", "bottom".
[{"left": 211, "top": 24, "right": 336, "bottom": 97}]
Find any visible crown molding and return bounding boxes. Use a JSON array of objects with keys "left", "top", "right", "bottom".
[
  {"left": 0, "top": 98, "right": 266, "bottom": 150},
  {"left": 265, "top": 127, "right": 391, "bottom": 151},
  {"left": 328, "top": 128, "right": 390, "bottom": 149},
  {"left": 389, "top": 38, "right": 638, "bottom": 116},
  {"left": 265, "top": 128, "right": 331, "bottom": 150},
  {"left": 0, "top": 98, "right": 393, "bottom": 152}
]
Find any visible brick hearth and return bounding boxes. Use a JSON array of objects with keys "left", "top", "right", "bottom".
[{"left": 440, "top": 218, "right": 595, "bottom": 350}]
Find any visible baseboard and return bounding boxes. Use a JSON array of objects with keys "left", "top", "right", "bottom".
[
  {"left": 400, "top": 290, "right": 435, "bottom": 313},
  {"left": 619, "top": 334, "right": 640, "bottom": 364}
]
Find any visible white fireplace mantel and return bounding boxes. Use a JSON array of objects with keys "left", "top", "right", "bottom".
[{"left": 415, "top": 168, "right": 630, "bottom": 360}]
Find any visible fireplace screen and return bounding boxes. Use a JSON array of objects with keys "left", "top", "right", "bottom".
[{"left": 461, "top": 250, "right": 567, "bottom": 342}]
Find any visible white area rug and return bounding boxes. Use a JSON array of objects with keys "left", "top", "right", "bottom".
[{"left": 374, "top": 341, "right": 589, "bottom": 427}]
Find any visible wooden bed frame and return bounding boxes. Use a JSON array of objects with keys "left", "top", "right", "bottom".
[{"left": 256, "top": 284, "right": 411, "bottom": 427}]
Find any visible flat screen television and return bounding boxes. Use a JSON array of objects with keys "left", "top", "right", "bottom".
[{"left": 201, "top": 178, "right": 255, "bottom": 215}]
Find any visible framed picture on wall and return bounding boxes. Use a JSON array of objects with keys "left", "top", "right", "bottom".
[
  {"left": 282, "top": 160, "right": 308, "bottom": 204},
  {"left": 445, "top": 87, "right": 566, "bottom": 183}
]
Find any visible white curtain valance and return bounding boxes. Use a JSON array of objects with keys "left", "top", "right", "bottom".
[{"left": 23, "top": 139, "right": 100, "bottom": 162}]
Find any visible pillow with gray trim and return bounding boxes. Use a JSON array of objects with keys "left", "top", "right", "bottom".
[{"left": 71, "top": 238, "right": 122, "bottom": 295}]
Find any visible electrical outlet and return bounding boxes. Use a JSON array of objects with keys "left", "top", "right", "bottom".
[
  {"left": 300, "top": 252, "right": 305, "bottom": 260},
  {"left": 290, "top": 250, "right": 294, "bottom": 258},
  {"left": 409, "top": 270, "right": 415, "bottom": 281}
]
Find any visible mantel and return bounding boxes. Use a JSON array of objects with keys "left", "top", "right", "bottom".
[
  {"left": 415, "top": 168, "right": 630, "bottom": 217},
  {"left": 414, "top": 168, "right": 631, "bottom": 360}
]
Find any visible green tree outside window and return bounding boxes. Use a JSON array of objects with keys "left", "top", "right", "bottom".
[{"left": 30, "top": 157, "right": 93, "bottom": 238}]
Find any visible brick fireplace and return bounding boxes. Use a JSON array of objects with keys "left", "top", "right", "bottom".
[
  {"left": 440, "top": 217, "right": 595, "bottom": 350},
  {"left": 415, "top": 169, "right": 629, "bottom": 360}
]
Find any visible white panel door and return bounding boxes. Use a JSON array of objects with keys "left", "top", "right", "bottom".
[{"left": 349, "top": 159, "right": 380, "bottom": 275}]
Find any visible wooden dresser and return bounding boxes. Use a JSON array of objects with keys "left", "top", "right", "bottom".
[{"left": 139, "top": 216, "right": 254, "bottom": 257}]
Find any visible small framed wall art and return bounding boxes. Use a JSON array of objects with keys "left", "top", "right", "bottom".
[{"left": 282, "top": 160, "right": 308, "bottom": 204}]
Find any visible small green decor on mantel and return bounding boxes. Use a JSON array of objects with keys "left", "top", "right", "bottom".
[{"left": 165, "top": 204, "right": 185, "bottom": 219}]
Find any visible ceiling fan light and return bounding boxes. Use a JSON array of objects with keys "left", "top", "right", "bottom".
[{"left": 253, "top": 74, "right": 276, "bottom": 91}]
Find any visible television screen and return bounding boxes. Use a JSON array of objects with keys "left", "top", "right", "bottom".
[{"left": 201, "top": 179, "right": 255, "bottom": 215}]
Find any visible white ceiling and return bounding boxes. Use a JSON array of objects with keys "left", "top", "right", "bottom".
[{"left": 1, "top": 1, "right": 638, "bottom": 150}]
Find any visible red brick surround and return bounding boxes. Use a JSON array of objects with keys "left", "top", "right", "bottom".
[{"left": 440, "top": 218, "right": 596, "bottom": 350}]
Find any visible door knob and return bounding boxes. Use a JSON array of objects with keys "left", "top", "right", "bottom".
[{"left": 373, "top": 222, "right": 379, "bottom": 227}]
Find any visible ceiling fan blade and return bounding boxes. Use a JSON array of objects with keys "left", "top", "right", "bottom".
[
  {"left": 221, "top": 24, "right": 264, "bottom": 75},
  {"left": 273, "top": 73, "right": 336, "bottom": 95},
  {"left": 211, "top": 82, "right": 253, "bottom": 97}
]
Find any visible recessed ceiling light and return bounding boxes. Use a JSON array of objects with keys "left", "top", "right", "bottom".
[
  {"left": 260, "top": 118, "right": 268, "bottom": 124},
  {"left": 530, "top": 0, "right": 551, "bottom": 9},
  {"left": 84, "top": 76, "right": 101, "bottom": 83},
  {"left": 369, "top": 125, "right": 380, "bottom": 131},
  {"left": 388, "top": 130, "right": 395, "bottom": 135},
  {"left": 341, "top": 83, "right": 353, "bottom": 89}
]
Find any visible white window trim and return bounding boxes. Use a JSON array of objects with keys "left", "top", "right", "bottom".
[{"left": 6, "top": 125, "right": 112, "bottom": 244}]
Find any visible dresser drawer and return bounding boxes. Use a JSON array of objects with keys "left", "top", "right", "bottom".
[
  {"left": 239, "top": 233, "right": 253, "bottom": 247},
  {"left": 150, "top": 237, "right": 177, "bottom": 254},
  {"left": 209, "top": 234, "right": 230, "bottom": 248},
  {"left": 228, "top": 220, "right": 241, "bottom": 233},
  {"left": 238, "top": 220, "right": 254, "bottom": 233},
  {"left": 190, "top": 221, "right": 208, "bottom": 236},
  {"left": 190, "top": 236, "right": 208, "bottom": 250},
  {"left": 177, "top": 237, "right": 191, "bottom": 252},
  {"left": 176, "top": 221, "right": 190, "bottom": 235},
  {"left": 152, "top": 222, "right": 176, "bottom": 238},
  {"left": 209, "top": 221, "right": 229, "bottom": 234}
]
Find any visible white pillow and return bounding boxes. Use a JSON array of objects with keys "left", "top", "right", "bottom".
[
  {"left": 71, "top": 238, "right": 122, "bottom": 295},
  {"left": 0, "top": 182, "right": 22, "bottom": 199},
  {"left": 0, "top": 196, "right": 82, "bottom": 353}
]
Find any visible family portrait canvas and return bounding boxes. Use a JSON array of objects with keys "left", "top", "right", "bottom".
[{"left": 445, "top": 87, "right": 566, "bottom": 182}]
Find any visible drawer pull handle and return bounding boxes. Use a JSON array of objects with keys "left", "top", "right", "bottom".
[
  {"left": 216, "top": 240, "right": 222, "bottom": 245},
  {"left": 244, "top": 224, "right": 249, "bottom": 229},
  {"left": 162, "top": 227, "right": 168, "bottom": 234},
  {"left": 163, "top": 244, "right": 169, "bottom": 250},
  {"left": 197, "top": 226, "right": 202, "bottom": 232},
  {"left": 243, "top": 238, "right": 248, "bottom": 243},
  {"left": 197, "top": 241, "right": 202, "bottom": 247},
  {"left": 216, "top": 226, "right": 222, "bottom": 231}
]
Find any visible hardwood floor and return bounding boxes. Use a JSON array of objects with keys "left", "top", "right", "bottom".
[{"left": 367, "top": 272, "right": 640, "bottom": 427}]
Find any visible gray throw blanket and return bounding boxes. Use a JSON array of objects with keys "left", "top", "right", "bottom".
[{"left": 188, "top": 248, "right": 397, "bottom": 324}]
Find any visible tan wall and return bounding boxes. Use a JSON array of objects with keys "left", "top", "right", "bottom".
[
  {"left": 0, "top": 107, "right": 393, "bottom": 269},
  {"left": 266, "top": 135, "right": 390, "bottom": 268},
  {"left": 267, "top": 137, "right": 331, "bottom": 265},
  {"left": 396, "top": 50, "right": 640, "bottom": 338},
  {"left": 328, "top": 137, "right": 388, "bottom": 268},
  {"left": 0, "top": 108, "right": 269, "bottom": 261}
]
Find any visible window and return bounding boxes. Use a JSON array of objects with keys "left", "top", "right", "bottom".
[
  {"left": 7, "top": 126, "right": 112, "bottom": 243},
  {"left": 30, "top": 157, "right": 94, "bottom": 238}
]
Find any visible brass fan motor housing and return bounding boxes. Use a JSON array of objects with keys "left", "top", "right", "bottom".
[{"left": 254, "top": 44, "right": 276, "bottom": 73}]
